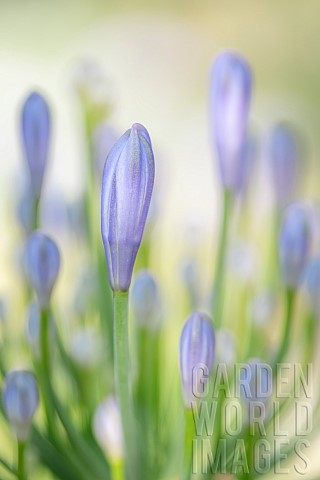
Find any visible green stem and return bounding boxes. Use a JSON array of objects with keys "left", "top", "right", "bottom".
[
  {"left": 275, "top": 288, "right": 295, "bottom": 365},
  {"left": 110, "top": 460, "right": 123, "bottom": 480},
  {"left": 113, "top": 291, "right": 136, "bottom": 480},
  {"left": 38, "top": 310, "right": 107, "bottom": 478},
  {"left": 40, "top": 308, "right": 55, "bottom": 435},
  {"left": 17, "top": 442, "right": 26, "bottom": 480},
  {"left": 32, "top": 196, "right": 40, "bottom": 230},
  {"left": 181, "top": 408, "right": 194, "bottom": 480},
  {"left": 213, "top": 190, "right": 232, "bottom": 328}
]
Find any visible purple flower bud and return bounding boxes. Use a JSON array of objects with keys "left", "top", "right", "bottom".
[
  {"left": 101, "top": 123, "right": 155, "bottom": 292},
  {"left": 179, "top": 312, "right": 215, "bottom": 408},
  {"left": 131, "top": 270, "right": 162, "bottom": 330},
  {"left": 25, "top": 232, "right": 60, "bottom": 308},
  {"left": 21, "top": 92, "right": 51, "bottom": 199},
  {"left": 279, "top": 203, "right": 312, "bottom": 289},
  {"left": 305, "top": 258, "right": 320, "bottom": 316},
  {"left": 3, "top": 370, "right": 39, "bottom": 442},
  {"left": 269, "top": 123, "right": 300, "bottom": 209},
  {"left": 209, "top": 52, "right": 252, "bottom": 192}
]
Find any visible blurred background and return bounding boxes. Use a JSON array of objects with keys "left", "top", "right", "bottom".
[
  {"left": 1, "top": 0, "right": 320, "bottom": 290},
  {"left": 1, "top": 0, "right": 320, "bottom": 477}
]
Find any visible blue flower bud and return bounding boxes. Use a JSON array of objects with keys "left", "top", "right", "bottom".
[
  {"left": 179, "top": 312, "right": 215, "bottom": 408},
  {"left": 25, "top": 232, "right": 60, "bottom": 308},
  {"left": 209, "top": 51, "right": 252, "bottom": 192},
  {"left": 269, "top": 123, "right": 300, "bottom": 209},
  {"left": 305, "top": 258, "right": 320, "bottom": 316},
  {"left": 279, "top": 203, "right": 311, "bottom": 289},
  {"left": 101, "top": 123, "right": 155, "bottom": 292},
  {"left": 131, "top": 270, "right": 161, "bottom": 330},
  {"left": 21, "top": 92, "right": 51, "bottom": 199},
  {"left": 3, "top": 370, "right": 39, "bottom": 442}
]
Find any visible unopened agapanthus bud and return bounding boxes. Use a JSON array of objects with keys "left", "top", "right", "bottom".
[
  {"left": 25, "top": 232, "right": 60, "bottom": 308},
  {"left": 93, "top": 397, "right": 123, "bottom": 461},
  {"left": 101, "top": 123, "right": 155, "bottom": 292},
  {"left": 21, "top": 92, "right": 51, "bottom": 199},
  {"left": 305, "top": 258, "right": 320, "bottom": 317},
  {"left": 131, "top": 270, "right": 161, "bottom": 330},
  {"left": 3, "top": 370, "right": 39, "bottom": 442},
  {"left": 279, "top": 203, "right": 311, "bottom": 289},
  {"left": 209, "top": 51, "right": 252, "bottom": 192},
  {"left": 269, "top": 123, "right": 300, "bottom": 209},
  {"left": 179, "top": 312, "right": 215, "bottom": 408}
]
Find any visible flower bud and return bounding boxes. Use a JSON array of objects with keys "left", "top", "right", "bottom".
[
  {"left": 131, "top": 270, "right": 161, "bottom": 330},
  {"left": 269, "top": 123, "right": 300, "bottom": 209},
  {"left": 279, "top": 203, "right": 311, "bottom": 289},
  {"left": 25, "top": 232, "right": 60, "bottom": 308},
  {"left": 3, "top": 370, "right": 39, "bottom": 442},
  {"left": 305, "top": 258, "right": 320, "bottom": 317},
  {"left": 101, "top": 123, "right": 155, "bottom": 292},
  {"left": 209, "top": 51, "right": 252, "bottom": 192},
  {"left": 93, "top": 397, "right": 123, "bottom": 461},
  {"left": 179, "top": 312, "right": 215, "bottom": 408},
  {"left": 21, "top": 92, "right": 51, "bottom": 199}
]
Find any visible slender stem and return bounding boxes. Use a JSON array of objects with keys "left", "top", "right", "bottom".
[
  {"left": 113, "top": 291, "right": 136, "bottom": 480},
  {"left": 39, "top": 308, "right": 55, "bottom": 435},
  {"left": 32, "top": 196, "right": 40, "bottom": 230},
  {"left": 181, "top": 408, "right": 194, "bottom": 480},
  {"left": 213, "top": 190, "right": 232, "bottom": 328},
  {"left": 17, "top": 442, "right": 26, "bottom": 480},
  {"left": 275, "top": 288, "right": 295, "bottom": 365},
  {"left": 110, "top": 460, "right": 124, "bottom": 480},
  {"left": 38, "top": 311, "right": 107, "bottom": 479}
]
